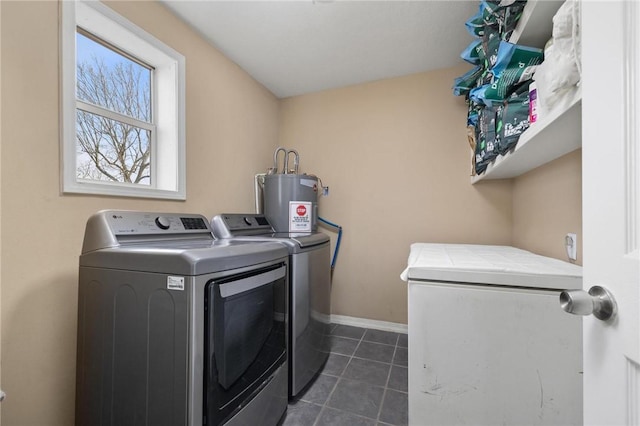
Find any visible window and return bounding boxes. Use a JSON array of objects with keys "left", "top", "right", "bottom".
[{"left": 61, "top": 1, "right": 186, "bottom": 199}]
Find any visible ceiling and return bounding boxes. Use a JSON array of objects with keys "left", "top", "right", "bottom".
[{"left": 160, "top": 0, "right": 478, "bottom": 98}]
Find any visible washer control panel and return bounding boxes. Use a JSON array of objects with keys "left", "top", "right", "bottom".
[
  {"left": 106, "top": 211, "right": 210, "bottom": 235},
  {"left": 82, "top": 210, "right": 214, "bottom": 253}
]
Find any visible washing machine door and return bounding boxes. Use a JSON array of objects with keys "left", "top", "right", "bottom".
[{"left": 204, "top": 262, "right": 287, "bottom": 426}]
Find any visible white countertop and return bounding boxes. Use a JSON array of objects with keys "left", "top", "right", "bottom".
[{"left": 401, "top": 243, "right": 582, "bottom": 290}]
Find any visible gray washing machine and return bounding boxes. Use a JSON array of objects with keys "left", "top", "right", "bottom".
[
  {"left": 211, "top": 213, "right": 331, "bottom": 397},
  {"left": 76, "top": 210, "right": 289, "bottom": 426}
]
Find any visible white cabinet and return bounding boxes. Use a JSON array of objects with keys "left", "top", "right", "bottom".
[
  {"left": 403, "top": 244, "right": 583, "bottom": 426},
  {"left": 472, "top": 0, "right": 581, "bottom": 183},
  {"left": 408, "top": 280, "right": 582, "bottom": 425}
]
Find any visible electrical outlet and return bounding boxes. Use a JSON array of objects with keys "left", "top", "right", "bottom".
[{"left": 565, "top": 233, "right": 577, "bottom": 261}]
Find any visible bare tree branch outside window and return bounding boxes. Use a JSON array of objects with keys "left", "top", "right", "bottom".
[{"left": 75, "top": 33, "right": 152, "bottom": 185}]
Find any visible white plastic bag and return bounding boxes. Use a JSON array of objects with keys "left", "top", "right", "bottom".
[{"left": 533, "top": 0, "right": 581, "bottom": 115}]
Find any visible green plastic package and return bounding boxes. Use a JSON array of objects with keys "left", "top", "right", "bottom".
[
  {"left": 484, "top": 1, "right": 527, "bottom": 40},
  {"left": 474, "top": 106, "right": 499, "bottom": 174},
  {"left": 453, "top": 66, "right": 483, "bottom": 97},
  {"left": 495, "top": 82, "right": 531, "bottom": 155},
  {"left": 470, "top": 40, "right": 542, "bottom": 106},
  {"left": 461, "top": 39, "right": 484, "bottom": 65}
]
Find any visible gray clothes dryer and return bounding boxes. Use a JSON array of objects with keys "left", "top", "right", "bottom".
[
  {"left": 76, "top": 210, "right": 290, "bottom": 426},
  {"left": 211, "top": 213, "right": 331, "bottom": 397}
]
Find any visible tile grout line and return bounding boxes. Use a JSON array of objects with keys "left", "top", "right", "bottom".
[
  {"left": 310, "top": 326, "right": 407, "bottom": 426},
  {"left": 356, "top": 328, "right": 386, "bottom": 426},
  {"left": 311, "top": 323, "right": 339, "bottom": 426},
  {"left": 312, "top": 328, "right": 344, "bottom": 426},
  {"left": 375, "top": 334, "right": 400, "bottom": 424},
  {"left": 313, "top": 326, "right": 368, "bottom": 426}
]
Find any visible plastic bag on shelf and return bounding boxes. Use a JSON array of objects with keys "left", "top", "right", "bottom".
[
  {"left": 461, "top": 39, "right": 483, "bottom": 65},
  {"left": 468, "top": 125, "right": 478, "bottom": 176},
  {"left": 467, "top": 101, "right": 482, "bottom": 128},
  {"left": 484, "top": 0, "right": 528, "bottom": 40},
  {"left": 453, "top": 66, "right": 483, "bottom": 96},
  {"left": 474, "top": 106, "right": 499, "bottom": 175},
  {"left": 466, "top": 1, "right": 528, "bottom": 39},
  {"left": 469, "top": 40, "right": 543, "bottom": 106},
  {"left": 480, "top": 27, "right": 501, "bottom": 74},
  {"left": 532, "top": 0, "right": 581, "bottom": 116},
  {"left": 465, "top": 2, "right": 495, "bottom": 37},
  {"left": 495, "top": 83, "right": 531, "bottom": 155}
]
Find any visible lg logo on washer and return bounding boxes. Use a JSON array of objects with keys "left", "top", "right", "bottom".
[{"left": 290, "top": 201, "right": 312, "bottom": 232}]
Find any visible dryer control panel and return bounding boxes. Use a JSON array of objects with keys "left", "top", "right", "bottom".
[
  {"left": 212, "top": 214, "right": 274, "bottom": 238},
  {"left": 82, "top": 210, "right": 213, "bottom": 253}
]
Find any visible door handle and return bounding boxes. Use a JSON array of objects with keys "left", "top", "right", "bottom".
[{"left": 559, "top": 286, "right": 617, "bottom": 321}]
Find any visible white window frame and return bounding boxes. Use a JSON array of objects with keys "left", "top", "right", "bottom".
[{"left": 61, "top": 0, "right": 186, "bottom": 200}]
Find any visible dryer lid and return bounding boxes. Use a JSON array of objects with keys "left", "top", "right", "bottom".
[{"left": 80, "top": 240, "right": 288, "bottom": 275}]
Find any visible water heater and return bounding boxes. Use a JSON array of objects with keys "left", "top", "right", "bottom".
[
  {"left": 263, "top": 173, "right": 319, "bottom": 233},
  {"left": 260, "top": 147, "right": 326, "bottom": 233}
]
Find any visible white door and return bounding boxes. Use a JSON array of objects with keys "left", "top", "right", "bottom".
[{"left": 582, "top": 1, "right": 640, "bottom": 425}]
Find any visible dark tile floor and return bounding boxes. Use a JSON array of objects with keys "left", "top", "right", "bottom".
[{"left": 280, "top": 324, "right": 408, "bottom": 426}]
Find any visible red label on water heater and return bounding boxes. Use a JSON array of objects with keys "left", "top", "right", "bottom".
[{"left": 290, "top": 201, "right": 312, "bottom": 232}]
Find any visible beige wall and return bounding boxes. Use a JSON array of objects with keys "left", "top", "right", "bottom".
[
  {"left": 279, "top": 66, "right": 513, "bottom": 324},
  {"left": 0, "top": 1, "right": 278, "bottom": 424},
  {"left": 512, "top": 149, "right": 583, "bottom": 265}
]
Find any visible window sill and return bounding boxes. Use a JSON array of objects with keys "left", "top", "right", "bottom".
[{"left": 64, "top": 180, "right": 186, "bottom": 200}]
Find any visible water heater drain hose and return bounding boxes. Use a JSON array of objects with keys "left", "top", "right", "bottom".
[{"left": 318, "top": 217, "right": 342, "bottom": 272}]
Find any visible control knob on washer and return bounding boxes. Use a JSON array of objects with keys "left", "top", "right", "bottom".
[
  {"left": 243, "top": 217, "right": 253, "bottom": 226},
  {"left": 155, "top": 216, "right": 171, "bottom": 230}
]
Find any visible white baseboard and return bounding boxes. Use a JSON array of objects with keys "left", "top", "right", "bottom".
[{"left": 330, "top": 314, "right": 407, "bottom": 334}]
